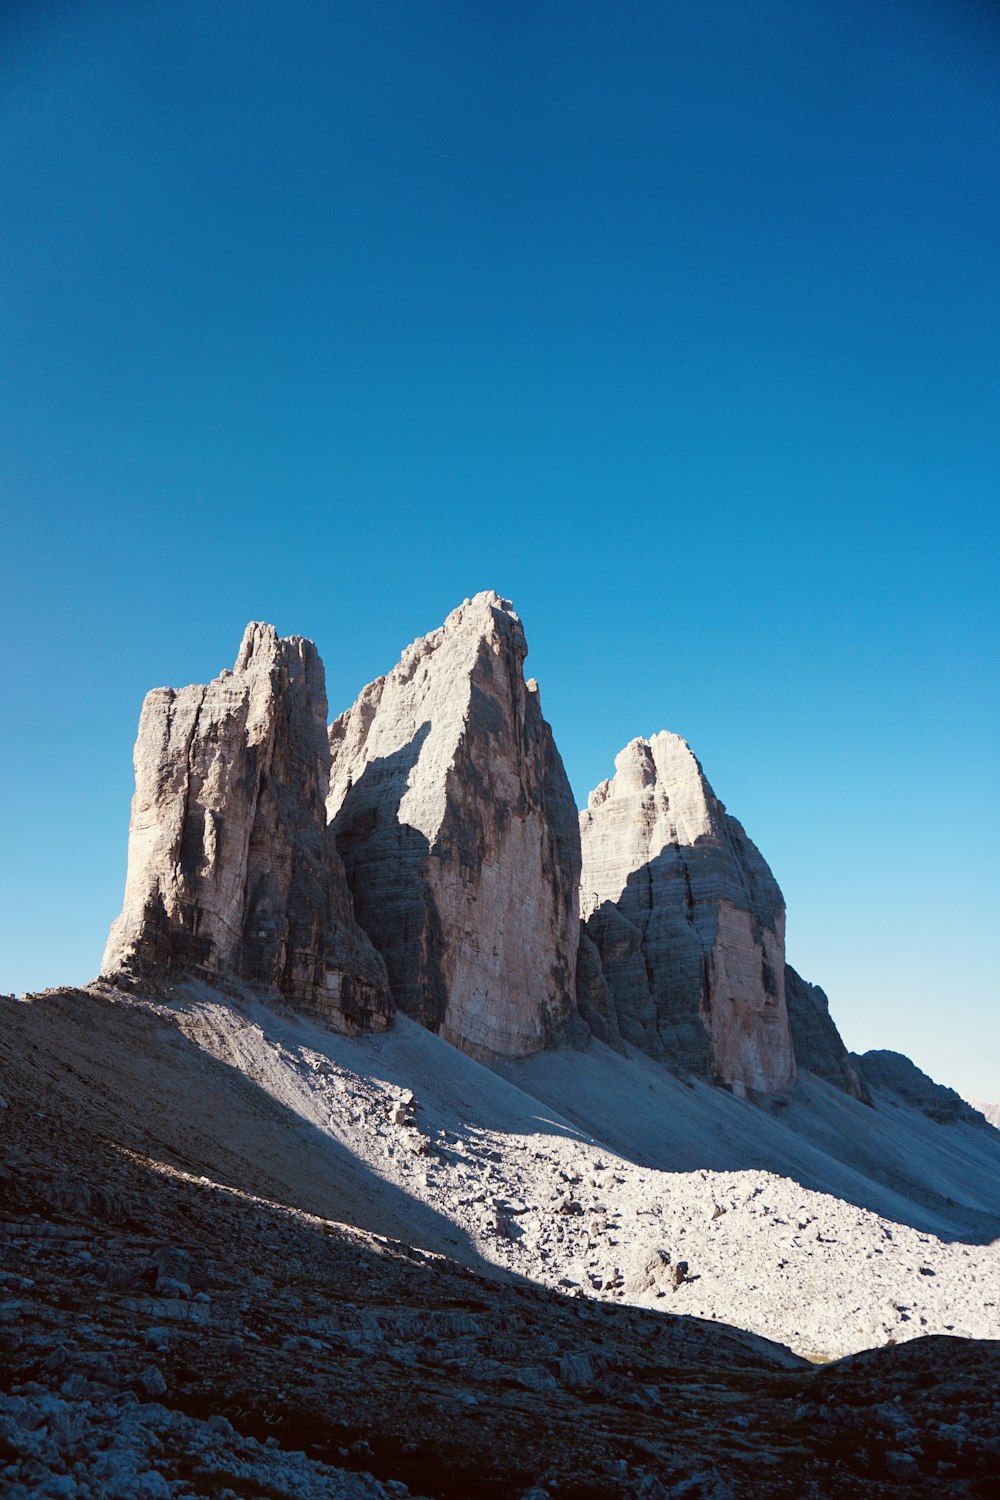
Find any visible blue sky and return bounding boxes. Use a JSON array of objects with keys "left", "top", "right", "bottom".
[{"left": 2, "top": 0, "right": 997, "bottom": 1098}]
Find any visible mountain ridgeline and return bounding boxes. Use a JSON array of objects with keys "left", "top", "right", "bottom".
[{"left": 99, "top": 592, "right": 957, "bottom": 1109}]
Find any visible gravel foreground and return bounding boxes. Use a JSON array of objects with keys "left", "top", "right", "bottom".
[{"left": 2, "top": 983, "right": 999, "bottom": 1497}]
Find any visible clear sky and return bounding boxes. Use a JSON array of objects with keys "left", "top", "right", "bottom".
[{"left": 2, "top": 1, "right": 997, "bottom": 1100}]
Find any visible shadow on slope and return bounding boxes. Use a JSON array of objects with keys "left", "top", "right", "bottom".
[
  {"left": 6, "top": 973, "right": 998, "bottom": 1261},
  {"left": 4, "top": 988, "right": 841, "bottom": 1499},
  {"left": 6, "top": 1105, "right": 998, "bottom": 1500},
  {"left": 0, "top": 986, "right": 496, "bottom": 1276}
]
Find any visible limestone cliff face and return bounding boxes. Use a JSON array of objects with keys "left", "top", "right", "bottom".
[
  {"left": 327, "top": 592, "right": 584, "bottom": 1060},
  {"left": 102, "top": 623, "right": 391, "bottom": 1031},
  {"left": 783, "top": 965, "right": 870, "bottom": 1102},
  {"left": 579, "top": 733, "right": 796, "bottom": 1095}
]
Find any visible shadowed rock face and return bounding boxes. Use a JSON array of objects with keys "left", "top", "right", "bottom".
[
  {"left": 579, "top": 733, "right": 796, "bottom": 1095},
  {"left": 327, "top": 592, "right": 584, "bottom": 1060},
  {"left": 102, "top": 623, "right": 391, "bottom": 1030},
  {"left": 575, "top": 931, "right": 627, "bottom": 1054},
  {"left": 857, "top": 1050, "right": 992, "bottom": 1127},
  {"left": 784, "top": 965, "right": 871, "bottom": 1102}
]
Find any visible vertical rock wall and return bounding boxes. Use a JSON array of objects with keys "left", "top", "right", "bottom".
[
  {"left": 327, "top": 592, "right": 584, "bottom": 1060},
  {"left": 101, "top": 623, "right": 391, "bottom": 1031}
]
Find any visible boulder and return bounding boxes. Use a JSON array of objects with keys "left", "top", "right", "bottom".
[
  {"left": 579, "top": 732, "right": 795, "bottom": 1094},
  {"left": 102, "top": 623, "right": 391, "bottom": 1030},
  {"left": 327, "top": 592, "right": 584, "bottom": 1059}
]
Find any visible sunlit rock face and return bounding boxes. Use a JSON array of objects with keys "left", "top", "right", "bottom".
[
  {"left": 784, "top": 965, "right": 871, "bottom": 1102},
  {"left": 102, "top": 623, "right": 392, "bottom": 1031},
  {"left": 327, "top": 592, "right": 584, "bottom": 1060},
  {"left": 579, "top": 732, "right": 796, "bottom": 1095}
]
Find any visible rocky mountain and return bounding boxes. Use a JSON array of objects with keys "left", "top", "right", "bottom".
[
  {"left": 98, "top": 602, "right": 882, "bottom": 1104},
  {"left": 101, "top": 623, "right": 391, "bottom": 1032},
  {"left": 578, "top": 732, "right": 796, "bottom": 1096},
  {"left": 326, "top": 593, "right": 584, "bottom": 1061},
  {"left": 5, "top": 595, "right": 1000, "bottom": 1499},
  {"left": 784, "top": 966, "right": 870, "bottom": 1103},
  {"left": 856, "top": 1050, "right": 994, "bottom": 1128}
]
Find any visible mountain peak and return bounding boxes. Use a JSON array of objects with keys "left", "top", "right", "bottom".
[
  {"left": 101, "top": 624, "right": 390, "bottom": 1030},
  {"left": 327, "top": 594, "right": 583, "bottom": 1060},
  {"left": 579, "top": 734, "right": 794, "bottom": 1095}
]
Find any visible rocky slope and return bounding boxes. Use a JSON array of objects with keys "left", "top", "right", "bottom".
[
  {"left": 101, "top": 624, "right": 391, "bottom": 1032},
  {"left": 3, "top": 982, "right": 1000, "bottom": 1498},
  {"left": 327, "top": 593, "right": 583, "bottom": 1061},
  {"left": 579, "top": 732, "right": 796, "bottom": 1095},
  {"left": 6, "top": 985, "right": 998, "bottom": 1360}
]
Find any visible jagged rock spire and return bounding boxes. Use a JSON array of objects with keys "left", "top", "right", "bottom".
[
  {"left": 102, "top": 622, "right": 391, "bottom": 1031},
  {"left": 327, "top": 592, "right": 585, "bottom": 1060},
  {"left": 579, "top": 732, "right": 796, "bottom": 1095}
]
